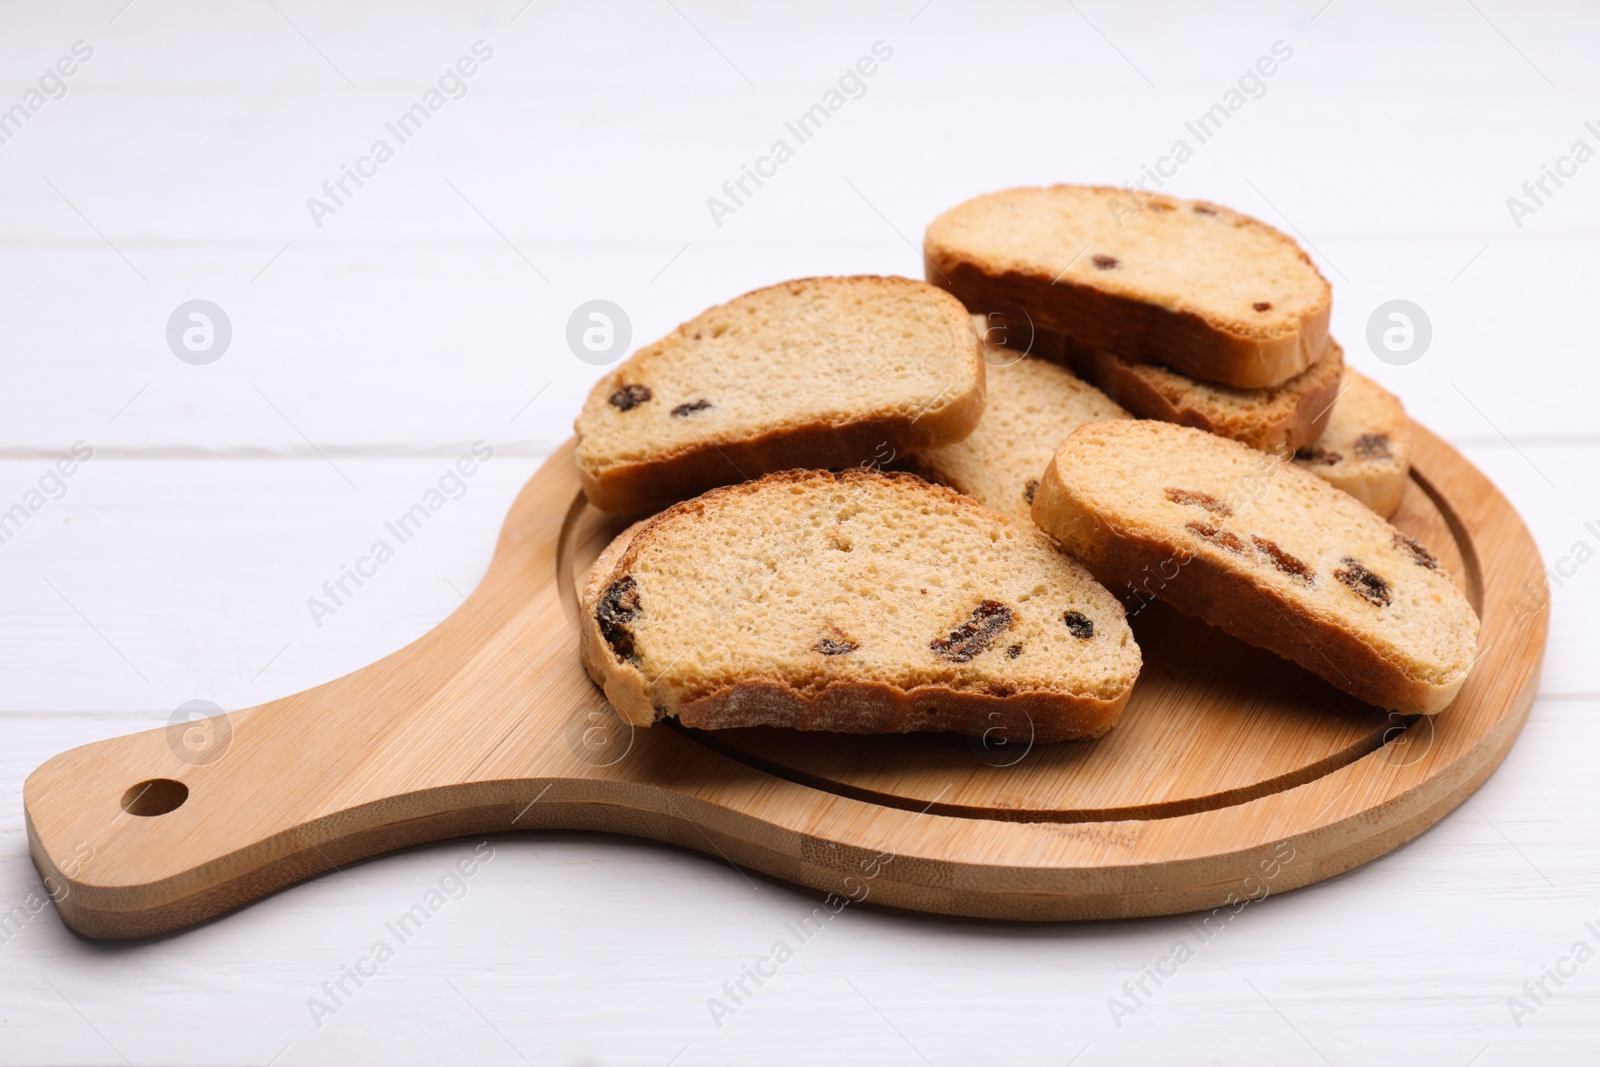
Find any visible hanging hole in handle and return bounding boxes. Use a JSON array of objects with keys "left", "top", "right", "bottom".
[{"left": 122, "top": 778, "right": 188, "bottom": 817}]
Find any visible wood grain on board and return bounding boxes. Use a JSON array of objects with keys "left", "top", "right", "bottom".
[{"left": 23, "top": 423, "right": 1547, "bottom": 939}]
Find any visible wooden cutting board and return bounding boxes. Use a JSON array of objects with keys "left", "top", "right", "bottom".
[{"left": 24, "top": 424, "right": 1548, "bottom": 939}]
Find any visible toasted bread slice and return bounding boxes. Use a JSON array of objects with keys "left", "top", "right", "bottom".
[
  {"left": 913, "top": 316, "right": 1130, "bottom": 524},
  {"left": 580, "top": 468, "right": 1142, "bottom": 742},
  {"left": 925, "top": 185, "right": 1332, "bottom": 389},
  {"left": 574, "top": 276, "right": 985, "bottom": 513},
  {"left": 1048, "top": 331, "right": 1344, "bottom": 454},
  {"left": 1294, "top": 369, "right": 1411, "bottom": 517},
  {"left": 1031, "top": 421, "right": 1477, "bottom": 715}
]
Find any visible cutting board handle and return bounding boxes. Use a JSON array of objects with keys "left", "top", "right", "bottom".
[
  {"left": 23, "top": 590, "right": 533, "bottom": 923},
  {"left": 16, "top": 433, "right": 1555, "bottom": 938},
  {"left": 23, "top": 451, "right": 610, "bottom": 939}
]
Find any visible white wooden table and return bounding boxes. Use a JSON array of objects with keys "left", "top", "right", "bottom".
[{"left": 2, "top": 1, "right": 1596, "bottom": 1062}]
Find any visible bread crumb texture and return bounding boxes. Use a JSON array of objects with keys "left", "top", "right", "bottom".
[
  {"left": 575, "top": 275, "right": 979, "bottom": 474},
  {"left": 1037, "top": 421, "right": 1477, "bottom": 698},
  {"left": 915, "top": 316, "right": 1130, "bottom": 523},
  {"left": 926, "top": 185, "right": 1329, "bottom": 342},
  {"left": 1058, "top": 333, "right": 1343, "bottom": 453},
  {"left": 588, "top": 468, "right": 1141, "bottom": 720}
]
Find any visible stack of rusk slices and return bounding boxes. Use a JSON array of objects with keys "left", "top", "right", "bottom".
[{"left": 570, "top": 187, "right": 1478, "bottom": 746}]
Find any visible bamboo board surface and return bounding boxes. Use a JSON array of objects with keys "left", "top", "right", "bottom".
[{"left": 24, "top": 422, "right": 1547, "bottom": 939}]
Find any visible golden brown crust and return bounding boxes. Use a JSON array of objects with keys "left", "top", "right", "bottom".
[
  {"left": 925, "top": 185, "right": 1331, "bottom": 389},
  {"left": 578, "top": 468, "right": 1138, "bottom": 740},
  {"left": 578, "top": 395, "right": 984, "bottom": 516},
  {"left": 678, "top": 681, "right": 1126, "bottom": 744},
  {"left": 1030, "top": 438, "right": 1467, "bottom": 716},
  {"left": 1046, "top": 333, "right": 1344, "bottom": 453},
  {"left": 575, "top": 275, "right": 985, "bottom": 515},
  {"left": 579, "top": 520, "right": 649, "bottom": 697},
  {"left": 583, "top": 520, "right": 647, "bottom": 608}
]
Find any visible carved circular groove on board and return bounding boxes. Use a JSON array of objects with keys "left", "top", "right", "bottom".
[
  {"left": 22, "top": 424, "right": 1545, "bottom": 936},
  {"left": 559, "top": 452, "right": 1484, "bottom": 826}
]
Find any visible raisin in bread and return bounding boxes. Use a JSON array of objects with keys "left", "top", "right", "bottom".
[
  {"left": 574, "top": 276, "right": 984, "bottom": 513},
  {"left": 1048, "top": 331, "right": 1343, "bottom": 454},
  {"left": 580, "top": 468, "right": 1142, "bottom": 742},
  {"left": 913, "top": 316, "right": 1129, "bottom": 524},
  {"left": 925, "top": 185, "right": 1331, "bottom": 389},
  {"left": 1031, "top": 421, "right": 1477, "bottom": 715},
  {"left": 1294, "top": 369, "right": 1411, "bottom": 517}
]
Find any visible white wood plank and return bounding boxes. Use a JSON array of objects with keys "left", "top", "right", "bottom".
[
  {"left": 1, "top": 236, "right": 1593, "bottom": 456},
  {"left": 0, "top": 457, "right": 534, "bottom": 714},
  {"left": 0, "top": 0, "right": 1595, "bottom": 1061},
  {"left": 0, "top": 694, "right": 1594, "bottom": 1065},
  {"left": 0, "top": 4, "right": 1594, "bottom": 452}
]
